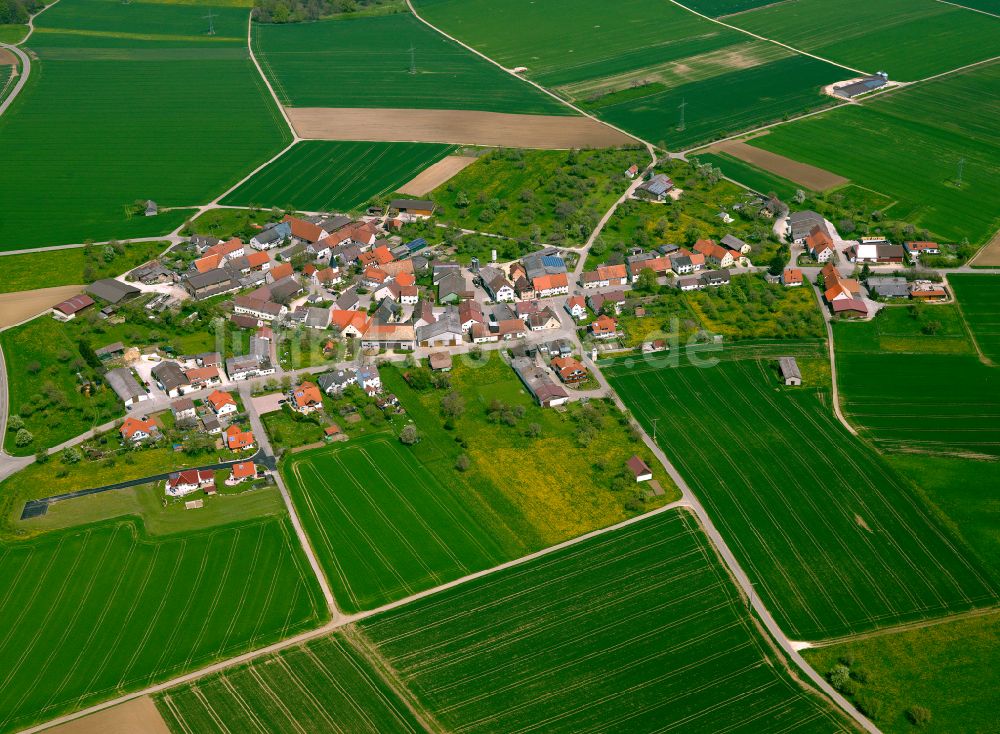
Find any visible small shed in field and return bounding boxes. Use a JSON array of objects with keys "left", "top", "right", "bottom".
[{"left": 778, "top": 357, "right": 801, "bottom": 386}]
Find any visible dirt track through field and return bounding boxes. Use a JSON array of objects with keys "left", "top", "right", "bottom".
[
  {"left": 399, "top": 154, "right": 479, "bottom": 195},
  {"left": 0, "top": 284, "right": 85, "bottom": 330},
  {"left": 707, "top": 137, "right": 849, "bottom": 191},
  {"left": 40, "top": 696, "right": 171, "bottom": 734},
  {"left": 971, "top": 228, "right": 1000, "bottom": 266},
  {"left": 286, "top": 107, "right": 636, "bottom": 149}
]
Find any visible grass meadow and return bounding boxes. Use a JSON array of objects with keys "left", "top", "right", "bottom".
[
  {"left": 0, "top": 517, "right": 326, "bottom": 733},
  {"left": 0, "top": 0, "right": 290, "bottom": 249},
  {"left": 1, "top": 317, "right": 126, "bottom": 455},
  {"left": 833, "top": 304, "right": 1000, "bottom": 457},
  {"left": 251, "top": 12, "right": 568, "bottom": 114},
  {"left": 156, "top": 633, "right": 423, "bottom": 734},
  {"left": 603, "top": 352, "right": 1000, "bottom": 640},
  {"left": 749, "top": 62, "right": 1000, "bottom": 244},
  {"left": 803, "top": 611, "right": 1000, "bottom": 733},
  {"left": 221, "top": 140, "right": 454, "bottom": 213},
  {"left": 358, "top": 510, "right": 844, "bottom": 733},
  {"left": 729, "top": 0, "right": 1000, "bottom": 80},
  {"left": 0, "top": 241, "right": 166, "bottom": 293},
  {"left": 950, "top": 273, "right": 1000, "bottom": 362},
  {"left": 283, "top": 434, "right": 509, "bottom": 613},
  {"left": 413, "top": 0, "right": 843, "bottom": 147}
]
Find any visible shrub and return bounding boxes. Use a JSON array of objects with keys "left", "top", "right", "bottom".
[
  {"left": 15, "top": 428, "right": 34, "bottom": 447},
  {"left": 399, "top": 425, "right": 419, "bottom": 445},
  {"left": 455, "top": 454, "right": 470, "bottom": 472},
  {"left": 905, "top": 706, "right": 931, "bottom": 727},
  {"left": 828, "top": 664, "right": 851, "bottom": 691},
  {"left": 7, "top": 414, "right": 24, "bottom": 432},
  {"left": 61, "top": 447, "right": 82, "bottom": 464},
  {"left": 854, "top": 693, "right": 884, "bottom": 721}
]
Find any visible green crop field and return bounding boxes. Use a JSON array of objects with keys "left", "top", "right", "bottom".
[
  {"left": 833, "top": 303, "right": 1000, "bottom": 457},
  {"left": 0, "top": 0, "right": 290, "bottom": 249},
  {"left": 283, "top": 434, "right": 509, "bottom": 613},
  {"left": 251, "top": 12, "right": 568, "bottom": 114},
  {"left": 592, "top": 53, "right": 841, "bottom": 149},
  {"left": 0, "top": 517, "right": 326, "bottom": 733},
  {"left": 889, "top": 454, "right": 1000, "bottom": 575},
  {"left": 676, "top": 0, "right": 783, "bottom": 15},
  {"left": 413, "top": 0, "right": 844, "bottom": 148},
  {"left": 803, "top": 611, "right": 1000, "bottom": 733},
  {"left": 604, "top": 352, "right": 1000, "bottom": 640},
  {"left": 221, "top": 140, "right": 454, "bottom": 213},
  {"left": 748, "top": 63, "right": 1000, "bottom": 244},
  {"left": 729, "top": 0, "right": 1000, "bottom": 80},
  {"left": 692, "top": 151, "right": 803, "bottom": 200},
  {"left": 157, "top": 633, "right": 423, "bottom": 734},
  {"left": 950, "top": 274, "right": 1000, "bottom": 362},
  {"left": 358, "top": 510, "right": 844, "bottom": 733}
]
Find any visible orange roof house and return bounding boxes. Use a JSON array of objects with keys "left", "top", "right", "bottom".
[
  {"left": 205, "top": 237, "right": 244, "bottom": 259},
  {"left": 224, "top": 424, "right": 255, "bottom": 451},
  {"left": 590, "top": 314, "right": 618, "bottom": 339},
  {"left": 532, "top": 272, "right": 569, "bottom": 294},
  {"left": 282, "top": 216, "right": 325, "bottom": 243},
  {"left": 206, "top": 389, "right": 237, "bottom": 413},
  {"left": 291, "top": 381, "right": 323, "bottom": 412},
  {"left": 194, "top": 253, "right": 222, "bottom": 273},
  {"left": 230, "top": 461, "right": 256, "bottom": 480},
  {"left": 267, "top": 262, "right": 294, "bottom": 281},
  {"left": 782, "top": 268, "right": 803, "bottom": 286},
  {"left": 330, "top": 309, "right": 370, "bottom": 337},
  {"left": 360, "top": 244, "right": 394, "bottom": 267},
  {"left": 120, "top": 416, "right": 158, "bottom": 442},
  {"left": 395, "top": 271, "right": 416, "bottom": 287},
  {"left": 245, "top": 250, "right": 271, "bottom": 270}
]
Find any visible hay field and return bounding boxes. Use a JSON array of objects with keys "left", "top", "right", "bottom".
[
  {"left": 605, "top": 352, "right": 1000, "bottom": 640},
  {"left": 0, "top": 517, "right": 326, "bottom": 733},
  {"left": 220, "top": 140, "right": 455, "bottom": 212},
  {"left": 0, "top": 0, "right": 289, "bottom": 249}
]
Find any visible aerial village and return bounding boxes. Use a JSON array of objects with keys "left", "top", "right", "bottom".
[{"left": 44, "top": 170, "right": 955, "bottom": 502}]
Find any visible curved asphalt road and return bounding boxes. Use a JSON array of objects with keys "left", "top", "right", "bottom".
[{"left": 0, "top": 43, "right": 29, "bottom": 117}]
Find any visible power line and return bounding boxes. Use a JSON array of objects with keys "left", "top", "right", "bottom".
[
  {"left": 677, "top": 98, "right": 687, "bottom": 132},
  {"left": 409, "top": 43, "right": 416, "bottom": 75},
  {"left": 956, "top": 157, "right": 965, "bottom": 188},
  {"left": 204, "top": 9, "right": 216, "bottom": 36}
]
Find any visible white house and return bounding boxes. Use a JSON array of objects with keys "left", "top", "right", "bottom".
[{"left": 166, "top": 469, "right": 215, "bottom": 498}]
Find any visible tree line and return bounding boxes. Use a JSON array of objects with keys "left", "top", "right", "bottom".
[
  {"left": 252, "top": 0, "right": 395, "bottom": 24},
  {"left": 0, "top": 0, "right": 44, "bottom": 25}
]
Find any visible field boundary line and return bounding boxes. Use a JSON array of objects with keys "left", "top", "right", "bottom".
[
  {"left": 664, "top": 0, "right": 869, "bottom": 76},
  {"left": 935, "top": 0, "right": 1000, "bottom": 18},
  {"left": 403, "top": 0, "right": 650, "bottom": 151},
  {"left": 805, "top": 604, "right": 1000, "bottom": 649}
]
